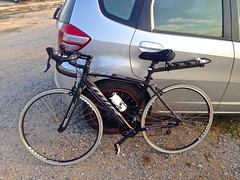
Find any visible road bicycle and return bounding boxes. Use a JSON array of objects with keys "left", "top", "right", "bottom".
[{"left": 19, "top": 45, "right": 213, "bottom": 165}]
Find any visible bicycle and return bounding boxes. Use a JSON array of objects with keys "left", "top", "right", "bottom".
[{"left": 18, "top": 45, "right": 213, "bottom": 165}]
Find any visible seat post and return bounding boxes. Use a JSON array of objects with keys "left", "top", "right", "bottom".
[{"left": 145, "top": 61, "right": 157, "bottom": 83}]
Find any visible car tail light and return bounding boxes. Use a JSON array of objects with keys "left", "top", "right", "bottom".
[{"left": 58, "top": 23, "right": 91, "bottom": 53}]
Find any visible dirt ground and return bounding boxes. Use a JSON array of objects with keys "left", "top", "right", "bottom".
[
  {"left": 0, "top": 1, "right": 239, "bottom": 179},
  {"left": 0, "top": 0, "right": 62, "bottom": 36}
]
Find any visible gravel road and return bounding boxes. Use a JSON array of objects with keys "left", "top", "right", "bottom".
[
  {"left": 0, "top": 0, "right": 13, "bottom": 6},
  {"left": 0, "top": 1, "right": 239, "bottom": 179}
]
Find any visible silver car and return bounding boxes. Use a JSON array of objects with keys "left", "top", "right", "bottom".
[{"left": 54, "top": 0, "right": 240, "bottom": 115}]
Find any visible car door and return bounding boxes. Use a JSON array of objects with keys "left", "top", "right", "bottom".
[
  {"left": 130, "top": 0, "right": 234, "bottom": 111},
  {"left": 217, "top": 0, "right": 240, "bottom": 113}
]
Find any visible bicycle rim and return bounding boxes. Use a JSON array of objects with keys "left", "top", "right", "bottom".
[
  {"left": 141, "top": 84, "right": 213, "bottom": 153},
  {"left": 18, "top": 89, "right": 103, "bottom": 165}
]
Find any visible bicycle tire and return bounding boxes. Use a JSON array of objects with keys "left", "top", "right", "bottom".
[
  {"left": 84, "top": 81, "right": 143, "bottom": 134},
  {"left": 141, "top": 84, "right": 213, "bottom": 153},
  {"left": 19, "top": 89, "right": 103, "bottom": 165}
]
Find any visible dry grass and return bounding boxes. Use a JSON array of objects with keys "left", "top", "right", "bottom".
[{"left": 211, "top": 115, "right": 240, "bottom": 139}]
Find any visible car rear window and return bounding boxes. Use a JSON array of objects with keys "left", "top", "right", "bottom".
[
  {"left": 102, "top": 0, "right": 135, "bottom": 20},
  {"left": 99, "top": 0, "right": 144, "bottom": 28},
  {"left": 58, "top": 0, "right": 76, "bottom": 23}
]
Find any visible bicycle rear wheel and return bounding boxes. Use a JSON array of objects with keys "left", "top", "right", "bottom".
[
  {"left": 19, "top": 89, "right": 103, "bottom": 165},
  {"left": 141, "top": 84, "right": 213, "bottom": 153}
]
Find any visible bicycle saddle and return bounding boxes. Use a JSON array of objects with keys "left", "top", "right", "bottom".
[{"left": 139, "top": 49, "right": 175, "bottom": 63}]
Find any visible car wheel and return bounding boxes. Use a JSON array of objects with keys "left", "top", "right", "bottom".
[
  {"left": 13, "top": 0, "right": 22, "bottom": 3},
  {"left": 84, "top": 80, "right": 144, "bottom": 134}
]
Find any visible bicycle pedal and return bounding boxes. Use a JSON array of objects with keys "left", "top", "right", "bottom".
[{"left": 114, "top": 143, "right": 120, "bottom": 155}]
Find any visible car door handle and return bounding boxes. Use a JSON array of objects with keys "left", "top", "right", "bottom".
[{"left": 139, "top": 41, "right": 163, "bottom": 52}]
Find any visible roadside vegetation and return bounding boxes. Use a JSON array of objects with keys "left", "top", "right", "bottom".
[{"left": 212, "top": 115, "right": 240, "bottom": 139}]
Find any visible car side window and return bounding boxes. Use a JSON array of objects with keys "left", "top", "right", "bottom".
[
  {"left": 102, "top": 0, "right": 135, "bottom": 20},
  {"left": 153, "top": 0, "right": 222, "bottom": 37}
]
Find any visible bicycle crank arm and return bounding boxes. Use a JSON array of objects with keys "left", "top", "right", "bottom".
[
  {"left": 114, "top": 129, "right": 139, "bottom": 155},
  {"left": 114, "top": 143, "right": 121, "bottom": 155}
]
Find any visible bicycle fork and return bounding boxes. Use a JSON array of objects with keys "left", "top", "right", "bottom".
[
  {"left": 57, "top": 76, "right": 84, "bottom": 133},
  {"left": 57, "top": 89, "right": 80, "bottom": 133}
]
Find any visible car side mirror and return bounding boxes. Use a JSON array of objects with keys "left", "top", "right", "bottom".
[{"left": 53, "top": 4, "right": 62, "bottom": 20}]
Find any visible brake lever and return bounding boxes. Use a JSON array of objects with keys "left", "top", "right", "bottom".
[
  {"left": 44, "top": 47, "right": 55, "bottom": 73},
  {"left": 44, "top": 55, "right": 51, "bottom": 73}
]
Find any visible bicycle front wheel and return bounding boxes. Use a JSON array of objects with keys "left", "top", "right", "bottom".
[
  {"left": 141, "top": 84, "right": 213, "bottom": 153},
  {"left": 19, "top": 89, "right": 103, "bottom": 165}
]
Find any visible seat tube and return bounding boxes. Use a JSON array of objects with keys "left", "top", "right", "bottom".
[{"left": 137, "top": 63, "right": 156, "bottom": 112}]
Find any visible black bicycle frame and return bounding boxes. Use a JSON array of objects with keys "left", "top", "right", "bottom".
[
  {"left": 81, "top": 67, "right": 179, "bottom": 130},
  {"left": 58, "top": 65, "right": 179, "bottom": 133},
  {"left": 83, "top": 70, "right": 150, "bottom": 130},
  {"left": 48, "top": 46, "right": 210, "bottom": 134}
]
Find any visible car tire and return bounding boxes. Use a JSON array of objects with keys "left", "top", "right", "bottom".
[
  {"left": 13, "top": 0, "right": 22, "bottom": 3},
  {"left": 83, "top": 80, "right": 144, "bottom": 134}
]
